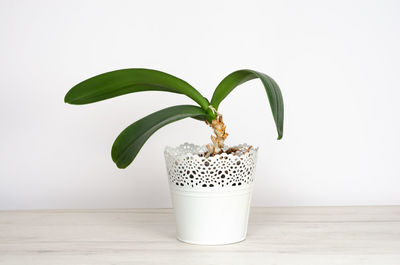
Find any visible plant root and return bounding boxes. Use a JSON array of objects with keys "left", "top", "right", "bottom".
[
  {"left": 202, "top": 112, "right": 253, "bottom": 157},
  {"left": 205, "top": 113, "right": 228, "bottom": 156}
]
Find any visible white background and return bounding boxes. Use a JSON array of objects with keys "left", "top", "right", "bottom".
[{"left": 1, "top": 0, "right": 399, "bottom": 209}]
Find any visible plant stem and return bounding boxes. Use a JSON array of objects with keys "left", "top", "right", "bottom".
[{"left": 205, "top": 114, "right": 228, "bottom": 157}]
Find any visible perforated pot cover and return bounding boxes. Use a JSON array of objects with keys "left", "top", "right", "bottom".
[{"left": 164, "top": 143, "right": 259, "bottom": 245}]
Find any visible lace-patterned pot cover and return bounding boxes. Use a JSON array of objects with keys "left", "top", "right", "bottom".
[{"left": 164, "top": 143, "right": 258, "bottom": 190}]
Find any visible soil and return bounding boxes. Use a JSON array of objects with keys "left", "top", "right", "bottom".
[{"left": 199, "top": 145, "right": 253, "bottom": 157}]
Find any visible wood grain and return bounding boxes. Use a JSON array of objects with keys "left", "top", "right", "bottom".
[{"left": 0, "top": 206, "right": 399, "bottom": 265}]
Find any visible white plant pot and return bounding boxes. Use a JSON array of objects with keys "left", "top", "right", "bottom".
[{"left": 164, "top": 143, "right": 258, "bottom": 245}]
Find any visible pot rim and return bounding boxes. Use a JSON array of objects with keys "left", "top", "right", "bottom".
[{"left": 164, "top": 143, "right": 259, "bottom": 190}]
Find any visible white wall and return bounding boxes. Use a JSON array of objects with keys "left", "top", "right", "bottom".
[{"left": 1, "top": 0, "right": 399, "bottom": 209}]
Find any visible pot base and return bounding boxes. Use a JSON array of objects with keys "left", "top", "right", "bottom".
[{"left": 170, "top": 186, "right": 253, "bottom": 245}]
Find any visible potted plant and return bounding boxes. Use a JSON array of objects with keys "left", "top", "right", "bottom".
[{"left": 65, "top": 68, "right": 284, "bottom": 245}]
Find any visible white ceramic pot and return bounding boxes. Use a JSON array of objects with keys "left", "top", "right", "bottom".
[{"left": 164, "top": 143, "right": 258, "bottom": 245}]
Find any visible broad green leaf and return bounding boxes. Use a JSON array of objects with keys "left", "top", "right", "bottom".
[
  {"left": 112, "top": 105, "right": 207, "bottom": 168},
  {"left": 211, "top": 70, "right": 284, "bottom": 139},
  {"left": 64, "top": 68, "right": 210, "bottom": 110}
]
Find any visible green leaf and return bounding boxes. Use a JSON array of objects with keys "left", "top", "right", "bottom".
[
  {"left": 65, "top": 68, "right": 210, "bottom": 110},
  {"left": 211, "top": 69, "right": 284, "bottom": 139},
  {"left": 111, "top": 105, "right": 207, "bottom": 169}
]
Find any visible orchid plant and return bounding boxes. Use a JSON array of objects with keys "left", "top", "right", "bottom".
[{"left": 65, "top": 69, "right": 284, "bottom": 168}]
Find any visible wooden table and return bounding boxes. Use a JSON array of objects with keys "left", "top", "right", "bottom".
[{"left": 0, "top": 207, "right": 399, "bottom": 265}]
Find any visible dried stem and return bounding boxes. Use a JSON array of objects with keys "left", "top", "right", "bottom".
[
  {"left": 201, "top": 109, "right": 253, "bottom": 157},
  {"left": 205, "top": 113, "right": 228, "bottom": 157}
]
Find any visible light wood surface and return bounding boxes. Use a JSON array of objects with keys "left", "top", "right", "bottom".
[{"left": 0, "top": 206, "right": 399, "bottom": 265}]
